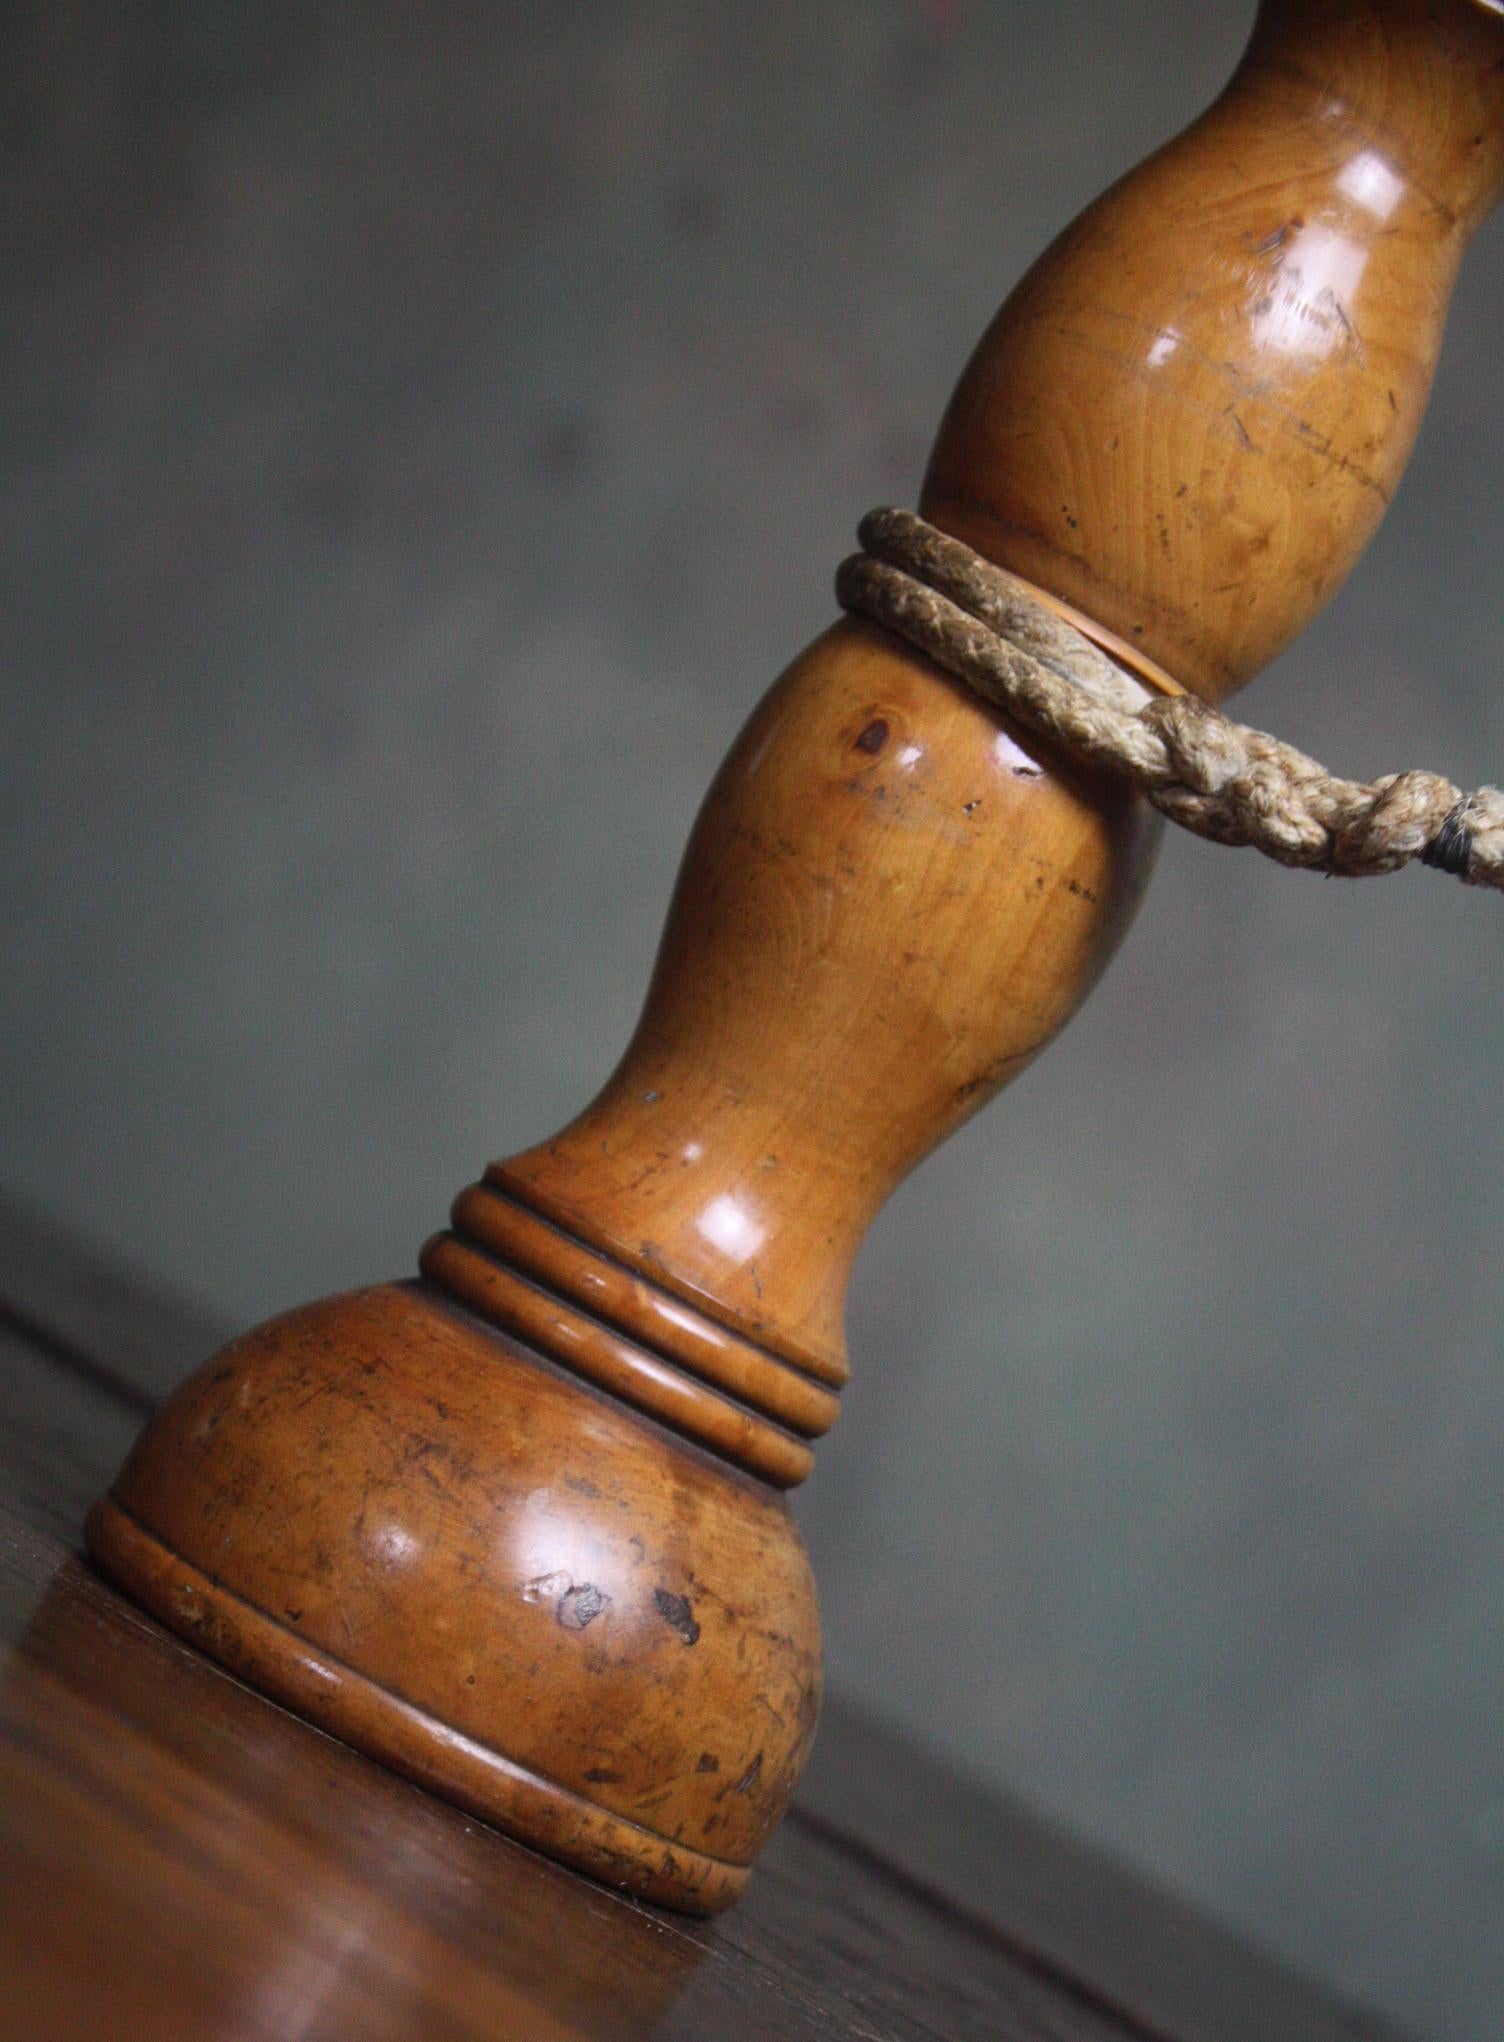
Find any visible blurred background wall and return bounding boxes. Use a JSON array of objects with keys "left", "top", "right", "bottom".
[{"left": 4, "top": 3, "right": 1502, "bottom": 2034}]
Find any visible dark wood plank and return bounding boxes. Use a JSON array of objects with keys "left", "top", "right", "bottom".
[
  {"left": 0, "top": 1554, "right": 1128, "bottom": 2042},
  {"left": 0, "top": 1325, "right": 1137, "bottom": 2041},
  {"left": 799, "top": 1702, "right": 1416, "bottom": 2042},
  {"left": 0, "top": 1202, "right": 1414, "bottom": 2041}
]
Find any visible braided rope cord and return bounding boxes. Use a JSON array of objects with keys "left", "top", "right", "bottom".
[{"left": 836, "top": 509, "right": 1504, "bottom": 891}]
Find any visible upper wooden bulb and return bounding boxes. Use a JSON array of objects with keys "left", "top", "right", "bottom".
[
  {"left": 85, "top": 0, "right": 1504, "bottom": 1921},
  {"left": 492, "top": 0, "right": 1504, "bottom": 1392},
  {"left": 924, "top": 0, "right": 1504, "bottom": 701}
]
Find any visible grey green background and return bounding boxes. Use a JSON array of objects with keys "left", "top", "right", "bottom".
[{"left": 4, "top": 4, "right": 1502, "bottom": 2035}]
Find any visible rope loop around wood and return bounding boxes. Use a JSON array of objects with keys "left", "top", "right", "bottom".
[{"left": 835, "top": 508, "right": 1504, "bottom": 893}]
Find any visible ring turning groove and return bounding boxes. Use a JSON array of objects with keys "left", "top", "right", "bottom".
[
  {"left": 84, "top": 0, "right": 1504, "bottom": 1918},
  {"left": 85, "top": 1496, "right": 752, "bottom": 1913},
  {"left": 421, "top": 1183, "right": 839, "bottom": 1486}
]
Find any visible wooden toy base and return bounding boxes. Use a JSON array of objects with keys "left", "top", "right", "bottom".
[
  {"left": 83, "top": 1280, "right": 818, "bottom": 1916},
  {"left": 86, "top": 1496, "right": 748, "bottom": 1914}
]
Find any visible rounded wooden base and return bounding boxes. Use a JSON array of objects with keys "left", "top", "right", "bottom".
[
  {"left": 85, "top": 1496, "right": 748, "bottom": 1913},
  {"left": 85, "top": 1281, "right": 820, "bottom": 1916}
]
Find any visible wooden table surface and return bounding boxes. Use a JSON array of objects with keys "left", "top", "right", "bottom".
[{"left": 0, "top": 1197, "right": 1411, "bottom": 2042}]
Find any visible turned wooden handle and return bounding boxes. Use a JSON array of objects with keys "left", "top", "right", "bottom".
[
  {"left": 478, "top": 0, "right": 1504, "bottom": 1401},
  {"left": 91, "top": 0, "right": 1504, "bottom": 1917}
]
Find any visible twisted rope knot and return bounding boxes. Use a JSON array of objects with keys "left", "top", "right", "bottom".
[{"left": 836, "top": 508, "right": 1502, "bottom": 895}]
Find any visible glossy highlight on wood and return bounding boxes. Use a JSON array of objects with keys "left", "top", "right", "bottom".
[
  {"left": 91, "top": 1281, "right": 819, "bottom": 1909},
  {"left": 495, "top": 617, "right": 1159, "bottom": 1392},
  {"left": 7, "top": 1202, "right": 1410, "bottom": 2041},
  {"left": 88, "top": 0, "right": 1504, "bottom": 1912},
  {"left": 925, "top": 0, "right": 1504, "bottom": 700}
]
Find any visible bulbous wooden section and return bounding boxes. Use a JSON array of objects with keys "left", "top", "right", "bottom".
[
  {"left": 88, "top": 0, "right": 1503, "bottom": 1913},
  {"left": 492, "top": 619, "right": 1158, "bottom": 1399},
  {"left": 924, "top": 0, "right": 1504, "bottom": 700},
  {"left": 88, "top": 1282, "right": 818, "bottom": 1914}
]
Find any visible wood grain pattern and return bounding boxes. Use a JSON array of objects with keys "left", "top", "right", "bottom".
[
  {"left": 85, "top": 0, "right": 1504, "bottom": 1911},
  {"left": 925, "top": 0, "right": 1504, "bottom": 700},
  {"left": 1, "top": 1518, "right": 1140, "bottom": 2041},
  {"left": 0, "top": 1334, "right": 1130, "bottom": 2040},
  {"left": 491, "top": 618, "right": 1157, "bottom": 1389},
  {"left": 91, "top": 1279, "right": 819, "bottom": 1911},
  {"left": 0, "top": 1211, "right": 1410, "bottom": 2039}
]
